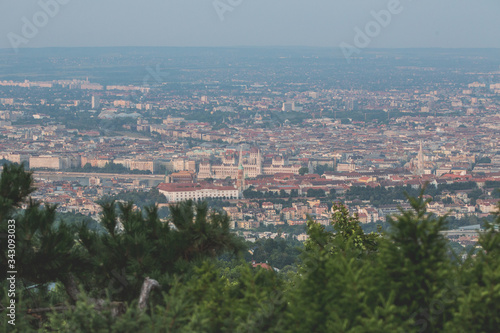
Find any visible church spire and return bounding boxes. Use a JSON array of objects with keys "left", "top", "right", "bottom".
[
  {"left": 417, "top": 141, "right": 424, "bottom": 175},
  {"left": 237, "top": 145, "right": 245, "bottom": 194},
  {"left": 257, "top": 147, "right": 262, "bottom": 175},
  {"left": 238, "top": 145, "right": 243, "bottom": 167}
]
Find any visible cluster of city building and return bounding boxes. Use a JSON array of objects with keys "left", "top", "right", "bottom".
[{"left": 0, "top": 75, "right": 499, "bottom": 246}]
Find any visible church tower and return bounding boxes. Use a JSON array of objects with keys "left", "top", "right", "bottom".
[
  {"left": 417, "top": 141, "right": 424, "bottom": 176},
  {"left": 308, "top": 160, "right": 314, "bottom": 174},
  {"left": 238, "top": 145, "right": 243, "bottom": 167},
  {"left": 237, "top": 146, "right": 245, "bottom": 192},
  {"left": 257, "top": 148, "right": 263, "bottom": 175}
]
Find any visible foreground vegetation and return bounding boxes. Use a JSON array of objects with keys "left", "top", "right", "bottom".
[{"left": 1, "top": 164, "right": 500, "bottom": 332}]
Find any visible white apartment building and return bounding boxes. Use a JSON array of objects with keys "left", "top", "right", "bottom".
[{"left": 158, "top": 183, "right": 239, "bottom": 202}]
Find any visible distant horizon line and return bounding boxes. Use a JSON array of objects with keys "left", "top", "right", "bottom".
[{"left": 1, "top": 46, "right": 500, "bottom": 52}]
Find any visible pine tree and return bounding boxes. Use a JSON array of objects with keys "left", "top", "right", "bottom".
[
  {"left": 1, "top": 166, "right": 245, "bottom": 330},
  {"left": 377, "top": 193, "right": 453, "bottom": 332},
  {"left": 3, "top": 164, "right": 500, "bottom": 332},
  {"left": 284, "top": 202, "right": 397, "bottom": 332},
  {"left": 446, "top": 202, "right": 500, "bottom": 332},
  {"left": 73, "top": 199, "right": 245, "bottom": 304},
  {"left": 1, "top": 164, "right": 82, "bottom": 328}
]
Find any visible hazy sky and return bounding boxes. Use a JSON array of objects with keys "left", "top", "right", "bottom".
[{"left": 1, "top": 0, "right": 499, "bottom": 50}]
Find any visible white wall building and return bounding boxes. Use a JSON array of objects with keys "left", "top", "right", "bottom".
[{"left": 158, "top": 183, "right": 239, "bottom": 202}]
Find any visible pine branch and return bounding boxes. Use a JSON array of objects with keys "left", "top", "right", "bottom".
[{"left": 27, "top": 305, "right": 74, "bottom": 314}]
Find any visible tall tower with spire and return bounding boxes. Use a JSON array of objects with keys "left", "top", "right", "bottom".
[
  {"left": 238, "top": 145, "right": 243, "bottom": 167},
  {"left": 257, "top": 148, "right": 262, "bottom": 175},
  {"left": 237, "top": 146, "right": 245, "bottom": 192},
  {"left": 417, "top": 141, "right": 424, "bottom": 176}
]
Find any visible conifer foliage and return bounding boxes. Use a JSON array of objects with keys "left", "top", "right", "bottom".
[
  {"left": 1, "top": 165, "right": 500, "bottom": 332},
  {"left": 74, "top": 199, "right": 245, "bottom": 303}
]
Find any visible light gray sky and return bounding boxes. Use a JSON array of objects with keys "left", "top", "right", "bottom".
[{"left": 1, "top": 0, "right": 499, "bottom": 50}]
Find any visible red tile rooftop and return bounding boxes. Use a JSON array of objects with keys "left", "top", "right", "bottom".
[{"left": 251, "top": 262, "right": 273, "bottom": 270}]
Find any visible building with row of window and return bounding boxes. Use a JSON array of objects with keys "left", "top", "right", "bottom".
[{"left": 157, "top": 182, "right": 239, "bottom": 202}]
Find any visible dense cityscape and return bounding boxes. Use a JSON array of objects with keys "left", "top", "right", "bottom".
[
  {"left": 1, "top": 46, "right": 499, "bottom": 331},
  {"left": 1, "top": 48, "right": 498, "bottom": 248}
]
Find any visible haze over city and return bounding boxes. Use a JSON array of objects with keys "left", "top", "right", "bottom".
[
  {"left": 1, "top": 0, "right": 500, "bottom": 50},
  {"left": 1, "top": 1, "right": 500, "bottom": 332}
]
